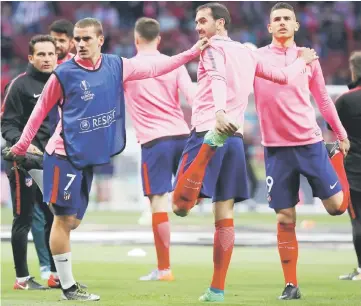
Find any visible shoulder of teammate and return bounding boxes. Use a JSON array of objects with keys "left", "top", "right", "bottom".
[
  {"left": 202, "top": 41, "right": 224, "bottom": 55},
  {"left": 294, "top": 46, "right": 321, "bottom": 75},
  {"left": 200, "top": 44, "right": 226, "bottom": 67}
]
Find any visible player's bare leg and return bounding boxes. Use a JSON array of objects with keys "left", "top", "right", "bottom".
[
  {"left": 50, "top": 212, "right": 99, "bottom": 301},
  {"left": 140, "top": 194, "right": 174, "bottom": 281},
  {"left": 322, "top": 191, "right": 347, "bottom": 216},
  {"left": 199, "top": 199, "right": 235, "bottom": 302},
  {"left": 275, "top": 207, "right": 301, "bottom": 300}
]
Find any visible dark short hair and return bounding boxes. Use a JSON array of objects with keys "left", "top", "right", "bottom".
[
  {"left": 74, "top": 18, "right": 103, "bottom": 36},
  {"left": 270, "top": 2, "right": 295, "bottom": 14},
  {"left": 29, "top": 35, "right": 56, "bottom": 55},
  {"left": 135, "top": 17, "right": 160, "bottom": 42},
  {"left": 49, "top": 19, "right": 74, "bottom": 38},
  {"left": 349, "top": 51, "right": 361, "bottom": 80},
  {"left": 196, "top": 2, "right": 231, "bottom": 30}
]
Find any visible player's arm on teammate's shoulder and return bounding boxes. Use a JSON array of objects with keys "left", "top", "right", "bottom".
[
  {"left": 255, "top": 48, "right": 318, "bottom": 85},
  {"left": 122, "top": 37, "right": 210, "bottom": 83},
  {"left": 1, "top": 80, "right": 25, "bottom": 145},
  {"left": 177, "top": 65, "right": 194, "bottom": 106},
  {"left": 10, "top": 75, "right": 62, "bottom": 156},
  {"left": 309, "top": 60, "right": 349, "bottom": 155}
]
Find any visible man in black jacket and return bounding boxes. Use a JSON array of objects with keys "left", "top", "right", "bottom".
[
  {"left": 1, "top": 34, "right": 58, "bottom": 289},
  {"left": 329, "top": 51, "right": 361, "bottom": 281}
]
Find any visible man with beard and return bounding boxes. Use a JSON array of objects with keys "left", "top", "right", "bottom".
[{"left": 49, "top": 19, "right": 75, "bottom": 64}]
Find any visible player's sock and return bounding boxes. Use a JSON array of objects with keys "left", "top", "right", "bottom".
[
  {"left": 210, "top": 219, "right": 235, "bottom": 291},
  {"left": 53, "top": 252, "right": 76, "bottom": 290},
  {"left": 173, "top": 144, "right": 216, "bottom": 213},
  {"left": 277, "top": 223, "right": 298, "bottom": 286},
  {"left": 152, "top": 212, "right": 170, "bottom": 270},
  {"left": 16, "top": 276, "right": 30, "bottom": 282},
  {"left": 330, "top": 152, "right": 350, "bottom": 214}
]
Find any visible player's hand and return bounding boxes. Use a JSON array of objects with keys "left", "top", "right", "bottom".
[
  {"left": 27, "top": 144, "right": 43, "bottom": 156},
  {"left": 215, "top": 110, "right": 239, "bottom": 136},
  {"left": 298, "top": 48, "right": 319, "bottom": 64},
  {"left": 1, "top": 147, "right": 26, "bottom": 163},
  {"left": 339, "top": 138, "right": 350, "bottom": 157},
  {"left": 194, "top": 37, "right": 210, "bottom": 52}
]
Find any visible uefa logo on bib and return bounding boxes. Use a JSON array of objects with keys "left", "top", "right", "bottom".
[
  {"left": 80, "top": 80, "right": 95, "bottom": 101},
  {"left": 80, "top": 119, "right": 90, "bottom": 131},
  {"left": 80, "top": 80, "right": 90, "bottom": 91}
]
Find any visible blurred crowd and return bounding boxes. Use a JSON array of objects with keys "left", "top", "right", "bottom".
[
  {"left": 2, "top": 1, "right": 361, "bottom": 96},
  {"left": 1, "top": 1, "right": 359, "bottom": 207}
]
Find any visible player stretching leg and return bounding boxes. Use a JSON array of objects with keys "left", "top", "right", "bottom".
[
  {"left": 4, "top": 18, "right": 209, "bottom": 301},
  {"left": 172, "top": 3, "right": 318, "bottom": 217},
  {"left": 171, "top": 3, "right": 318, "bottom": 302},
  {"left": 252, "top": 3, "right": 350, "bottom": 300},
  {"left": 124, "top": 17, "right": 194, "bottom": 281}
]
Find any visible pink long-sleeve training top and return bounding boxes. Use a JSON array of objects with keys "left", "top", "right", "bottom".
[
  {"left": 124, "top": 50, "right": 193, "bottom": 145},
  {"left": 12, "top": 46, "right": 201, "bottom": 156},
  {"left": 191, "top": 35, "right": 308, "bottom": 134},
  {"left": 254, "top": 43, "right": 347, "bottom": 147}
]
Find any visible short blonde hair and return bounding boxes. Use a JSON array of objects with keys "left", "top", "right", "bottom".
[
  {"left": 75, "top": 18, "right": 103, "bottom": 36},
  {"left": 135, "top": 17, "right": 160, "bottom": 42}
]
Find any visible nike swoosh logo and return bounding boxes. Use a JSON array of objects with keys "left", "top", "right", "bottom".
[
  {"left": 33, "top": 94, "right": 41, "bottom": 98},
  {"left": 330, "top": 181, "right": 338, "bottom": 189},
  {"left": 56, "top": 259, "right": 68, "bottom": 262}
]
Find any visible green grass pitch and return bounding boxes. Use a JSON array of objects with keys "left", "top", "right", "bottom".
[{"left": 1, "top": 243, "right": 360, "bottom": 305}]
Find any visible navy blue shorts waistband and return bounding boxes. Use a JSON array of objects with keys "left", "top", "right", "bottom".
[{"left": 141, "top": 134, "right": 189, "bottom": 149}]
